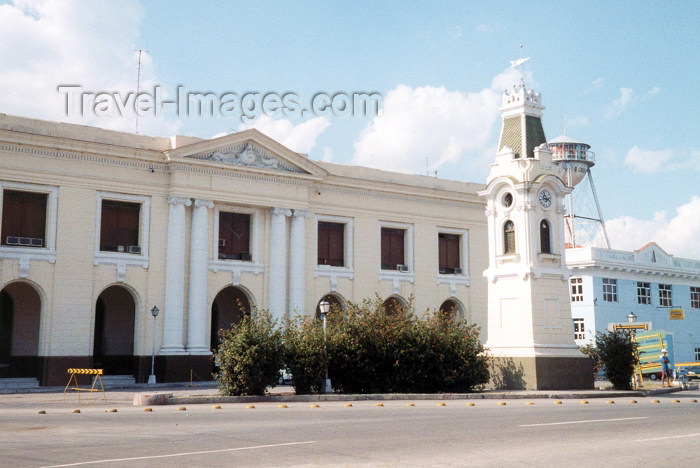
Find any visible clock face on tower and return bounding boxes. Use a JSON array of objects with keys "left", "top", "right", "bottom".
[{"left": 538, "top": 188, "right": 553, "bottom": 208}]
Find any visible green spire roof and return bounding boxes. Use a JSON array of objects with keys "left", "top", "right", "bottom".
[{"left": 498, "top": 114, "right": 547, "bottom": 158}]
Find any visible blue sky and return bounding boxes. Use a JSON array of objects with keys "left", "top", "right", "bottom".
[{"left": 2, "top": 0, "right": 699, "bottom": 259}]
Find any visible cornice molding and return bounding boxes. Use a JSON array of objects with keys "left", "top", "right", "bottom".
[
  {"left": 313, "top": 183, "right": 484, "bottom": 210},
  {"left": 2, "top": 141, "right": 486, "bottom": 211}
]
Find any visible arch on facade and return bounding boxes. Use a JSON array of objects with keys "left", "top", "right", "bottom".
[
  {"left": 439, "top": 298, "right": 467, "bottom": 323},
  {"left": 93, "top": 284, "right": 137, "bottom": 376},
  {"left": 315, "top": 293, "right": 346, "bottom": 319},
  {"left": 382, "top": 295, "right": 407, "bottom": 315},
  {"left": 540, "top": 218, "right": 552, "bottom": 254},
  {"left": 210, "top": 285, "right": 253, "bottom": 351},
  {"left": 0, "top": 281, "right": 42, "bottom": 379},
  {"left": 503, "top": 220, "right": 516, "bottom": 254}
]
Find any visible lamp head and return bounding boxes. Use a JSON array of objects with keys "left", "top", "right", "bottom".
[
  {"left": 627, "top": 312, "right": 636, "bottom": 323},
  {"left": 151, "top": 306, "right": 160, "bottom": 318},
  {"left": 319, "top": 299, "right": 330, "bottom": 316}
]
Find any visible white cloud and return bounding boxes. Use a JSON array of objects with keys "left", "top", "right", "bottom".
[
  {"left": 238, "top": 115, "right": 330, "bottom": 154},
  {"left": 447, "top": 25, "right": 463, "bottom": 40},
  {"left": 624, "top": 146, "right": 674, "bottom": 173},
  {"left": 351, "top": 68, "right": 520, "bottom": 174},
  {"left": 644, "top": 86, "right": 660, "bottom": 99},
  {"left": 0, "top": 0, "right": 180, "bottom": 136},
  {"left": 321, "top": 146, "right": 334, "bottom": 162},
  {"left": 602, "top": 87, "right": 634, "bottom": 118},
  {"left": 475, "top": 23, "right": 506, "bottom": 34},
  {"left": 605, "top": 196, "right": 700, "bottom": 260},
  {"left": 592, "top": 77, "right": 604, "bottom": 89},
  {"left": 567, "top": 116, "right": 590, "bottom": 127},
  {"left": 602, "top": 86, "right": 659, "bottom": 119}
]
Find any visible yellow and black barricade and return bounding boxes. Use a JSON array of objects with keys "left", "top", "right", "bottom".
[{"left": 63, "top": 368, "right": 106, "bottom": 404}]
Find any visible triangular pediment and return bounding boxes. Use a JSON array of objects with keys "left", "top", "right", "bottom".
[
  {"left": 634, "top": 242, "right": 672, "bottom": 265},
  {"left": 167, "top": 129, "right": 327, "bottom": 177}
]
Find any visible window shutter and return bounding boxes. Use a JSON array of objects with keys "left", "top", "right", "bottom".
[
  {"left": 328, "top": 223, "right": 344, "bottom": 266},
  {"left": 1, "top": 191, "right": 24, "bottom": 241}
]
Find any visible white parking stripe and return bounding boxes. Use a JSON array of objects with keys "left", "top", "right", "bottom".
[
  {"left": 39, "top": 441, "right": 317, "bottom": 467},
  {"left": 520, "top": 416, "right": 647, "bottom": 427},
  {"left": 634, "top": 433, "right": 700, "bottom": 442}
]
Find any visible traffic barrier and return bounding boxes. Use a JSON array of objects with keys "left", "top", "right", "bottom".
[{"left": 63, "top": 368, "right": 106, "bottom": 404}]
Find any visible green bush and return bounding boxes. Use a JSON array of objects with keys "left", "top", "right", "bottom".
[
  {"left": 595, "top": 330, "right": 638, "bottom": 390},
  {"left": 285, "top": 296, "right": 489, "bottom": 394},
  {"left": 214, "top": 309, "right": 283, "bottom": 396},
  {"left": 580, "top": 342, "right": 602, "bottom": 378},
  {"left": 283, "top": 315, "right": 327, "bottom": 394}
]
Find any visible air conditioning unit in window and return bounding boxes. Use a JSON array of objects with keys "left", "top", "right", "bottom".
[
  {"left": 127, "top": 245, "right": 141, "bottom": 254},
  {"left": 454, "top": 268, "right": 462, "bottom": 274},
  {"left": 397, "top": 264, "right": 408, "bottom": 272},
  {"left": 5, "top": 236, "right": 20, "bottom": 245},
  {"left": 18, "top": 237, "right": 32, "bottom": 246},
  {"left": 117, "top": 245, "right": 125, "bottom": 252},
  {"left": 31, "top": 238, "right": 43, "bottom": 247}
]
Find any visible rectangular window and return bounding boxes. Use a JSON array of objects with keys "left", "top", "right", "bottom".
[
  {"left": 637, "top": 282, "right": 651, "bottom": 305},
  {"left": 100, "top": 200, "right": 140, "bottom": 252},
  {"left": 695, "top": 348, "right": 700, "bottom": 362},
  {"left": 659, "top": 284, "right": 672, "bottom": 307},
  {"left": 573, "top": 318, "right": 585, "bottom": 340},
  {"left": 218, "top": 212, "right": 251, "bottom": 260},
  {"left": 691, "top": 287, "right": 700, "bottom": 309},
  {"left": 438, "top": 233, "right": 460, "bottom": 274},
  {"left": 317, "top": 221, "right": 344, "bottom": 267},
  {"left": 381, "top": 227, "right": 405, "bottom": 270},
  {"left": 1, "top": 189, "right": 48, "bottom": 247},
  {"left": 570, "top": 278, "right": 583, "bottom": 302},
  {"left": 602, "top": 278, "right": 617, "bottom": 303}
]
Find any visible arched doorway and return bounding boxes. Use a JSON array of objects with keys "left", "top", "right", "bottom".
[
  {"left": 315, "top": 294, "right": 345, "bottom": 319},
  {"left": 0, "top": 282, "right": 42, "bottom": 379},
  {"left": 210, "top": 286, "right": 252, "bottom": 352},
  {"left": 93, "top": 285, "right": 135, "bottom": 376},
  {"left": 382, "top": 296, "right": 407, "bottom": 315},
  {"left": 439, "top": 299, "right": 465, "bottom": 322}
]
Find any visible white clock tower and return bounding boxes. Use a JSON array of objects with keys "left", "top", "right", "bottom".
[{"left": 479, "top": 78, "right": 593, "bottom": 390}]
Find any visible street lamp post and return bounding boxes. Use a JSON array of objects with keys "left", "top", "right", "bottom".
[
  {"left": 148, "top": 306, "right": 159, "bottom": 385},
  {"left": 627, "top": 311, "right": 639, "bottom": 388},
  {"left": 319, "top": 299, "right": 332, "bottom": 393}
]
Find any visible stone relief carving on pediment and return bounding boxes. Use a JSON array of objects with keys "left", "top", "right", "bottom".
[{"left": 189, "top": 143, "right": 305, "bottom": 173}]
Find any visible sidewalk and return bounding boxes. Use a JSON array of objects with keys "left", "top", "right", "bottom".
[{"left": 0, "top": 379, "right": 694, "bottom": 410}]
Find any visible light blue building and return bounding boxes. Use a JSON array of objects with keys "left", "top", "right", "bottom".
[{"left": 566, "top": 242, "right": 700, "bottom": 364}]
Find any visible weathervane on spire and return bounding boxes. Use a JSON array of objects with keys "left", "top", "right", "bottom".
[{"left": 509, "top": 44, "right": 530, "bottom": 87}]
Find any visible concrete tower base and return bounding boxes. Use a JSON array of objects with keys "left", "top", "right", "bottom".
[{"left": 489, "top": 355, "right": 594, "bottom": 390}]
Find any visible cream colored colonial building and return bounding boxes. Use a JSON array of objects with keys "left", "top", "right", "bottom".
[{"left": 0, "top": 113, "right": 488, "bottom": 386}]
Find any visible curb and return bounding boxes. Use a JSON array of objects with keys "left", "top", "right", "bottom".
[{"left": 135, "top": 385, "right": 692, "bottom": 406}]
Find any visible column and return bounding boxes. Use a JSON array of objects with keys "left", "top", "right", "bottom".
[
  {"left": 161, "top": 196, "right": 191, "bottom": 354},
  {"left": 268, "top": 207, "right": 291, "bottom": 321},
  {"left": 187, "top": 199, "right": 214, "bottom": 354},
  {"left": 289, "top": 209, "right": 310, "bottom": 318}
]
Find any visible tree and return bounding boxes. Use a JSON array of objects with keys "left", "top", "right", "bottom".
[
  {"left": 283, "top": 315, "right": 327, "bottom": 394},
  {"left": 214, "top": 309, "right": 283, "bottom": 396},
  {"left": 595, "top": 330, "right": 638, "bottom": 390},
  {"left": 579, "top": 342, "right": 601, "bottom": 378},
  {"left": 284, "top": 296, "right": 490, "bottom": 393}
]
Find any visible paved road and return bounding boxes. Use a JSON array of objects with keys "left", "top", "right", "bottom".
[{"left": 2, "top": 390, "right": 699, "bottom": 467}]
